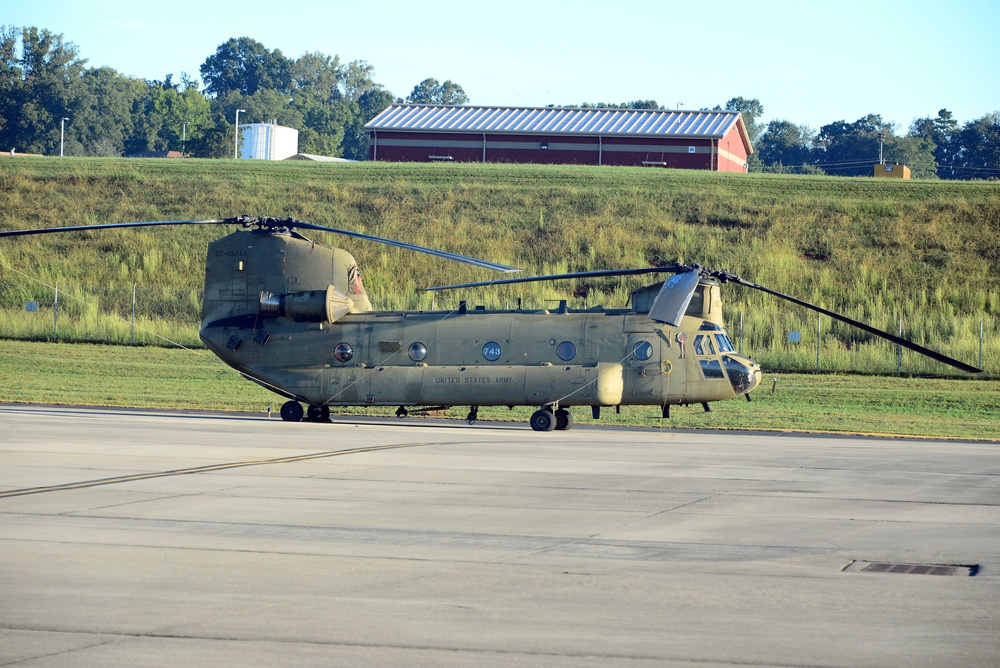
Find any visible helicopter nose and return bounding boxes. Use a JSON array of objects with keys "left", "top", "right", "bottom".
[{"left": 723, "top": 355, "right": 759, "bottom": 396}]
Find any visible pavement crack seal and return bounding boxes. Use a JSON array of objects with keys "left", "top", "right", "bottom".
[{"left": 0, "top": 442, "right": 447, "bottom": 498}]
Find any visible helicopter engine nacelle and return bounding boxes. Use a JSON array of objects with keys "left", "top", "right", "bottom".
[{"left": 258, "top": 285, "right": 352, "bottom": 324}]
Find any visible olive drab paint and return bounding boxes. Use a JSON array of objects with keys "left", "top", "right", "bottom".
[{"left": 199, "top": 228, "right": 762, "bottom": 429}]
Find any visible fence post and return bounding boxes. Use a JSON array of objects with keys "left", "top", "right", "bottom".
[
  {"left": 53, "top": 282, "right": 58, "bottom": 342},
  {"left": 816, "top": 314, "right": 821, "bottom": 373},
  {"left": 897, "top": 317, "right": 902, "bottom": 377},
  {"left": 131, "top": 283, "right": 136, "bottom": 346}
]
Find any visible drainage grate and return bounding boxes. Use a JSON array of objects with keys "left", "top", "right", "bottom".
[{"left": 844, "top": 560, "right": 978, "bottom": 576}]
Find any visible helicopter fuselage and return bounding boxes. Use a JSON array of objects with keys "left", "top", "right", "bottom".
[
  {"left": 199, "top": 228, "right": 761, "bottom": 425},
  {"left": 203, "top": 308, "right": 759, "bottom": 410}
]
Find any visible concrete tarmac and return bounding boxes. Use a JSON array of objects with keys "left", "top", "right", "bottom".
[{"left": 1, "top": 405, "right": 998, "bottom": 667}]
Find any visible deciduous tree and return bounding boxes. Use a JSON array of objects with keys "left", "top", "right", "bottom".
[
  {"left": 910, "top": 109, "right": 959, "bottom": 175},
  {"left": 200, "top": 37, "right": 292, "bottom": 98},
  {"left": 953, "top": 113, "right": 1000, "bottom": 179},
  {"left": 756, "top": 119, "right": 814, "bottom": 170},
  {"left": 0, "top": 26, "right": 87, "bottom": 154},
  {"left": 407, "top": 78, "right": 468, "bottom": 105}
]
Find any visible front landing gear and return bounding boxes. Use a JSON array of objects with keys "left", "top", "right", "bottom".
[{"left": 530, "top": 408, "right": 555, "bottom": 432}]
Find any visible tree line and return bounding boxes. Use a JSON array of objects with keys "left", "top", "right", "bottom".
[
  {"left": 1, "top": 26, "right": 997, "bottom": 178},
  {"left": 0, "top": 27, "right": 466, "bottom": 160},
  {"left": 753, "top": 107, "right": 1000, "bottom": 180},
  {"left": 577, "top": 97, "right": 999, "bottom": 180}
]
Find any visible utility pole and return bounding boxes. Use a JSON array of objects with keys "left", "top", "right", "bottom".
[
  {"left": 878, "top": 131, "right": 885, "bottom": 165},
  {"left": 182, "top": 122, "right": 188, "bottom": 155}
]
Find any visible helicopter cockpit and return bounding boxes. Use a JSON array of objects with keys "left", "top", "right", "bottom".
[{"left": 631, "top": 279, "right": 760, "bottom": 399}]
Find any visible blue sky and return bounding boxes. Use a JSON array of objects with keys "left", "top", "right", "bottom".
[{"left": 4, "top": 0, "right": 998, "bottom": 131}]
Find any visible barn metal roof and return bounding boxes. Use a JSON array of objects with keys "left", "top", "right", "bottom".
[{"left": 366, "top": 104, "right": 749, "bottom": 148}]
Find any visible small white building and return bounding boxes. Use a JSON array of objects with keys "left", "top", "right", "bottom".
[{"left": 239, "top": 123, "right": 298, "bottom": 160}]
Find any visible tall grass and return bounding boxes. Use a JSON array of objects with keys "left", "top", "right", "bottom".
[{"left": 1, "top": 157, "right": 997, "bottom": 376}]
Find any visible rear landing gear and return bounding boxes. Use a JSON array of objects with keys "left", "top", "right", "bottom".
[
  {"left": 280, "top": 400, "right": 303, "bottom": 422},
  {"left": 307, "top": 404, "right": 330, "bottom": 422},
  {"left": 466, "top": 406, "right": 479, "bottom": 425}
]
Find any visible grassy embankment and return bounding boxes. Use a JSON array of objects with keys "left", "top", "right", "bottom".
[
  {"left": 1, "top": 156, "right": 997, "bottom": 375},
  {"left": 2, "top": 340, "right": 997, "bottom": 440}
]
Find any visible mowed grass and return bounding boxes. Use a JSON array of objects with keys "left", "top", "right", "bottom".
[{"left": 1, "top": 341, "right": 996, "bottom": 440}]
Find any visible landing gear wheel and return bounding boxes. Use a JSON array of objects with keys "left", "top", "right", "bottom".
[
  {"left": 529, "top": 408, "right": 556, "bottom": 432},
  {"left": 466, "top": 406, "right": 479, "bottom": 425},
  {"left": 396, "top": 406, "right": 408, "bottom": 418},
  {"left": 280, "top": 400, "right": 304, "bottom": 422},
  {"left": 554, "top": 408, "right": 574, "bottom": 431},
  {"left": 306, "top": 404, "right": 330, "bottom": 422}
]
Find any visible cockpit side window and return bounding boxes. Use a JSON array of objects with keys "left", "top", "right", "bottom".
[
  {"left": 693, "top": 334, "right": 719, "bottom": 357},
  {"left": 715, "top": 334, "right": 735, "bottom": 353}
]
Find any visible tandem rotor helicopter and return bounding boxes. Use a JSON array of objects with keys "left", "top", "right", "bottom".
[{"left": 1, "top": 215, "right": 982, "bottom": 431}]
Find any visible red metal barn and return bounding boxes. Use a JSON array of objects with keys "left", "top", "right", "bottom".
[{"left": 365, "top": 105, "right": 752, "bottom": 171}]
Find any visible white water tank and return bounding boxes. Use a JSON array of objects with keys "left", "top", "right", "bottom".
[{"left": 239, "top": 123, "right": 298, "bottom": 160}]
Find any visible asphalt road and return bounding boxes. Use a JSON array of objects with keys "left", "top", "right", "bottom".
[{"left": 1, "top": 405, "right": 998, "bottom": 667}]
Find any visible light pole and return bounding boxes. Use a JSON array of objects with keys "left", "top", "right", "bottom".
[
  {"left": 60, "top": 117, "right": 69, "bottom": 156},
  {"left": 676, "top": 102, "right": 684, "bottom": 110},
  {"left": 234, "top": 109, "right": 246, "bottom": 159},
  {"left": 182, "top": 122, "right": 188, "bottom": 156}
]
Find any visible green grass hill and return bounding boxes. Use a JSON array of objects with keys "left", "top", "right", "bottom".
[{"left": 1, "top": 157, "right": 997, "bottom": 377}]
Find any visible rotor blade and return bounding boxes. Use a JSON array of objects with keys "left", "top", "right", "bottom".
[
  {"left": 726, "top": 275, "right": 983, "bottom": 374},
  {"left": 292, "top": 221, "right": 520, "bottom": 273},
  {"left": 0, "top": 218, "right": 231, "bottom": 238},
  {"left": 648, "top": 270, "right": 701, "bottom": 326},
  {"left": 425, "top": 265, "right": 688, "bottom": 291}
]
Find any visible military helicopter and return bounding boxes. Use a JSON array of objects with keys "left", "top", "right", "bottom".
[{"left": 1, "top": 215, "right": 981, "bottom": 431}]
